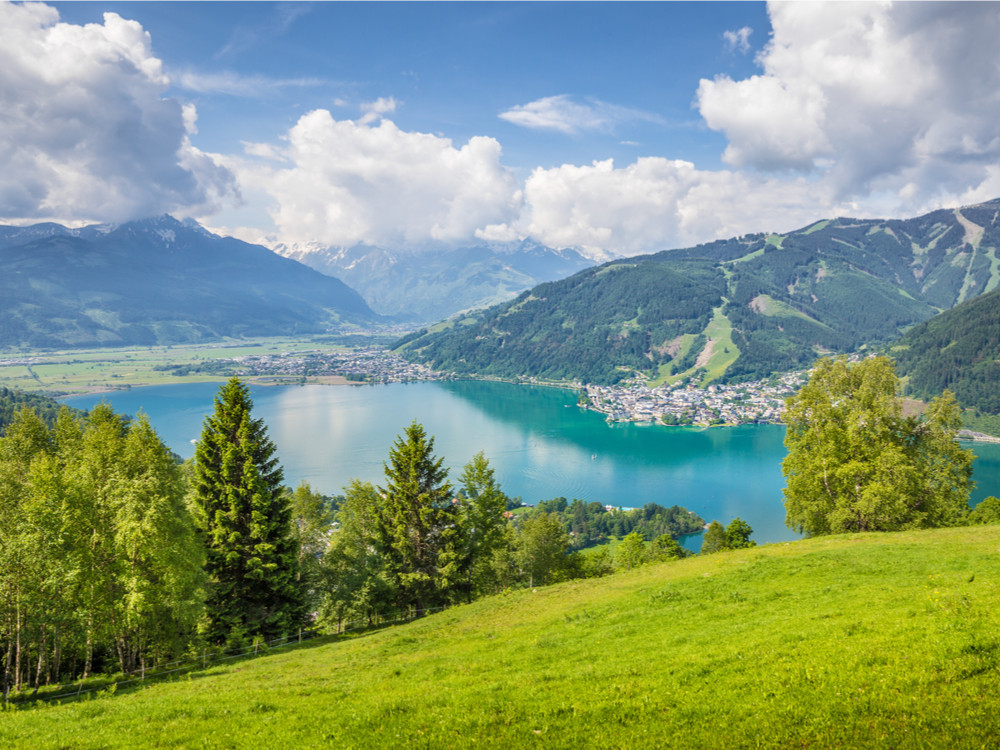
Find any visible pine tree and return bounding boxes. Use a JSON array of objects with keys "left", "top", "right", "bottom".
[
  {"left": 194, "top": 378, "right": 300, "bottom": 644},
  {"left": 377, "top": 421, "right": 458, "bottom": 614}
]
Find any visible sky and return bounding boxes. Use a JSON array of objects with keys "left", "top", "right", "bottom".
[{"left": 3, "top": 1, "right": 1000, "bottom": 258}]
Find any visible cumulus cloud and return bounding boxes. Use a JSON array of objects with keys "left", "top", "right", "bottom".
[
  {"left": 724, "top": 26, "right": 753, "bottom": 54},
  {"left": 488, "top": 158, "right": 840, "bottom": 257},
  {"left": 499, "top": 95, "right": 663, "bottom": 135},
  {"left": 697, "top": 2, "right": 1000, "bottom": 209},
  {"left": 238, "top": 110, "right": 522, "bottom": 248},
  {"left": 0, "top": 2, "right": 238, "bottom": 224}
]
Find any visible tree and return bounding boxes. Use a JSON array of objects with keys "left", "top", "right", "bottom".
[
  {"left": 700, "top": 521, "right": 729, "bottom": 554},
  {"left": 615, "top": 532, "right": 647, "bottom": 571},
  {"left": 517, "top": 512, "right": 569, "bottom": 587},
  {"left": 193, "top": 378, "right": 300, "bottom": 644},
  {"left": 377, "top": 421, "right": 459, "bottom": 614},
  {"left": 968, "top": 496, "right": 1000, "bottom": 525},
  {"left": 457, "top": 452, "right": 509, "bottom": 598},
  {"left": 782, "top": 357, "right": 974, "bottom": 536},
  {"left": 286, "top": 482, "right": 336, "bottom": 620},
  {"left": 726, "top": 518, "right": 756, "bottom": 549},
  {"left": 646, "top": 534, "right": 688, "bottom": 562},
  {"left": 319, "top": 480, "right": 398, "bottom": 629}
]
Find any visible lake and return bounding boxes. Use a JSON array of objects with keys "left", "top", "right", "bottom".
[{"left": 63, "top": 380, "right": 1000, "bottom": 549}]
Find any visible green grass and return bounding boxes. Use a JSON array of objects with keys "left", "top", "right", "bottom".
[
  {"left": 8, "top": 526, "right": 1000, "bottom": 748},
  {"left": 750, "top": 293, "right": 830, "bottom": 326},
  {"left": 697, "top": 307, "right": 740, "bottom": 384}
]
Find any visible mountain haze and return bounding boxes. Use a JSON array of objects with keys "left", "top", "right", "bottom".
[
  {"left": 397, "top": 200, "right": 1000, "bottom": 385},
  {"left": 277, "top": 240, "right": 598, "bottom": 323},
  {"left": 0, "top": 216, "right": 377, "bottom": 349}
]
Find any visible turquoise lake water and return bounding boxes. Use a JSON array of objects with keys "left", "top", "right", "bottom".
[{"left": 63, "top": 380, "right": 1000, "bottom": 549}]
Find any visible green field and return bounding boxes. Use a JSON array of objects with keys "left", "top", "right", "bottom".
[
  {"left": 0, "top": 338, "right": 356, "bottom": 395},
  {"left": 5, "top": 526, "right": 1000, "bottom": 748}
]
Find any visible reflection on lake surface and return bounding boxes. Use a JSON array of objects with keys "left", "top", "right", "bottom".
[{"left": 64, "top": 380, "right": 1000, "bottom": 548}]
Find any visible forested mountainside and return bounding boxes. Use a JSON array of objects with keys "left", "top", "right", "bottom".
[
  {"left": 278, "top": 240, "right": 596, "bottom": 323},
  {"left": 893, "top": 285, "right": 1000, "bottom": 415},
  {"left": 0, "top": 216, "right": 377, "bottom": 349},
  {"left": 397, "top": 200, "right": 1000, "bottom": 385}
]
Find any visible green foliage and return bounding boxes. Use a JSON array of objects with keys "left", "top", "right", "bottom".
[
  {"left": 0, "top": 387, "right": 85, "bottom": 434},
  {"left": 699, "top": 521, "right": 729, "bottom": 554},
  {"left": 193, "top": 378, "right": 300, "bottom": 643},
  {"left": 782, "top": 357, "right": 974, "bottom": 536},
  {"left": 457, "top": 452, "right": 510, "bottom": 598},
  {"left": 968, "top": 496, "right": 1000, "bottom": 525},
  {"left": 613, "top": 532, "right": 647, "bottom": 571},
  {"left": 286, "top": 483, "right": 336, "bottom": 618},
  {"left": 377, "top": 421, "right": 461, "bottom": 612},
  {"left": 0, "top": 403, "right": 203, "bottom": 695},
  {"left": 525, "top": 498, "right": 704, "bottom": 549},
  {"left": 516, "top": 513, "right": 570, "bottom": 587},
  {"left": 726, "top": 518, "right": 756, "bottom": 549},
  {"left": 319, "top": 480, "right": 399, "bottom": 628}
]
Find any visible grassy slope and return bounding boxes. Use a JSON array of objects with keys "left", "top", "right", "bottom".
[{"left": 6, "top": 527, "right": 1000, "bottom": 748}]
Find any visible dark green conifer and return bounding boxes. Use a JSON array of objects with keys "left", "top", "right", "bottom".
[
  {"left": 377, "top": 421, "right": 458, "bottom": 614},
  {"left": 194, "top": 378, "right": 300, "bottom": 644}
]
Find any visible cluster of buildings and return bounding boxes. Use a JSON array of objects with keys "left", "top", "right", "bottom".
[
  {"left": 232, "top": 348, "right": 444, "bottom": 384},
  {"left": 581, "top": 372, "right": 808, "bottom": 426}
]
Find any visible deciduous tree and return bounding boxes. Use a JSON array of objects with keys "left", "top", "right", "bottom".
[{"left": 782, "top": 357, "right": 973, "bottom": 536}]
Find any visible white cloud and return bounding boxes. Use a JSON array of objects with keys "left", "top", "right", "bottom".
[
  {"left": 724, "top": 26, "right": 753, "bottom": 54},
  {"left": 489, "top": 158, "right": 842, "bottom": 257},
  {"left": 499, "top": 95, "right": 663, "bottom": 135},
  {"left": 0, "top": 2, "right": 238, "bottom": 224},
  {"left": 697, "top": 1, "right": 1000, "bottom": 210},
  {"left": 237, "top": 110, "right": 522, "bottom": 248},
  {"left": 359, "top": 96, "right": 399, "bottom": 124}
]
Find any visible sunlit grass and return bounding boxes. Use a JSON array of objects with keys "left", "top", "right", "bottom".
[{"left": 4, "top": 526, "right": 1000, "bottom": 748}]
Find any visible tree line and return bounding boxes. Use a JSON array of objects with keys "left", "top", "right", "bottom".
[{"left": 0, "top": 378, "right": 706, "bottom": 699}]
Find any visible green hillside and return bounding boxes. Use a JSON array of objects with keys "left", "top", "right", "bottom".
[
  {"left": 893, "top": 286, "right": 1000, "bottom": 415},
  {"left": 6, "top": 526, "right": 1000, "bottom": 748},
  {"left": 397, "top": 200, "right": 1000, "bottom": 385}
]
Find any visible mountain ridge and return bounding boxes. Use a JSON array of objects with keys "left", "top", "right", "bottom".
[
  {"left": 396, "top": 199, "right": 1000, "bottom": 385},
  {"left": 276, "top": 239, "right": 600, "bottom": 323},
  {"left": 0, "top": 216, "right": 379, "bottom": 349}
]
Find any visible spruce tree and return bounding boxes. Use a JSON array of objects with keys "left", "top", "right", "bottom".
[
  {"left": 377, "top": 421, "right": 458, "bottom": 614},
  {"left": 194, "top": 378, "right": 300, "bottom": 644}
]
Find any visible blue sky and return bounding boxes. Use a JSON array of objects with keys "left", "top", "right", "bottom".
[{"left": 5, "top": 2, "right": 1000, "bottom": 257}]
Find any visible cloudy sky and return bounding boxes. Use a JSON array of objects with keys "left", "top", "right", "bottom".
[{"left": 4, "top": 1, "right": 1000, "bottom": 257}]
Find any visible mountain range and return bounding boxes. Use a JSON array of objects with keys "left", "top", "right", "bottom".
[
  {"left": 396, "top": 199, "right": 1000, "bottom": 387},
  {"left": 275, "top": 240, "right": 598, "bottom": 323},
  {"left": 0, "top": 216, "right": 377, "bottom": 348}
]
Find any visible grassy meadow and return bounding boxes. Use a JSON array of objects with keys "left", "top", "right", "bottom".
[
  {"left": 4, "top": 525, "right": 1000, "bottom": 748},
  {"left": 0, "top": 338, "right": 355, "bottom": 395}
]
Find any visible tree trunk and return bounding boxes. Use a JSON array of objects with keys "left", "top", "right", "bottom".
[
  {"left": 14, "top": 595, "right": 21, "bottom": 693},
  {"left": 2, "top": 626, "right": 13, "bottom": 701},
  {"left": 32, "top": 626, "right": 45, "bottom": 695}
]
